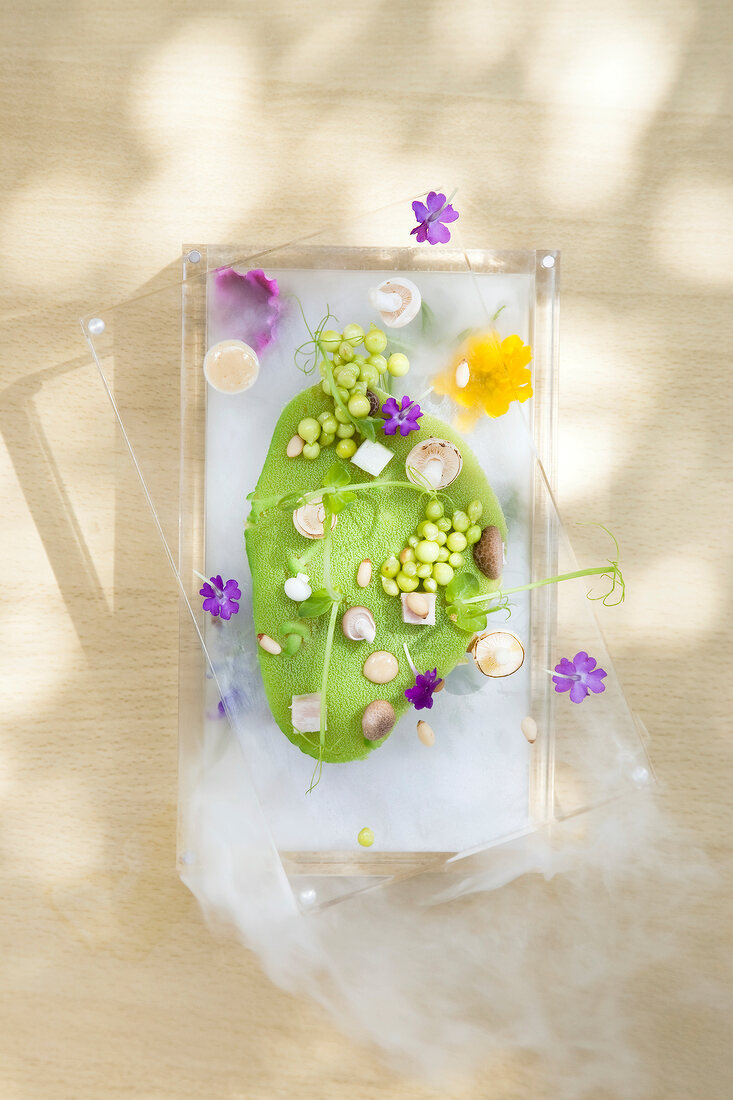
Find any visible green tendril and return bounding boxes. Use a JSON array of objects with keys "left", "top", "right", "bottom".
[{"left": 307, "top": 599, "right": 340, "bottom": 794}]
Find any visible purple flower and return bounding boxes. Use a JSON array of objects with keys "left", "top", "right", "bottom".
[
  {"left": 210, "top": 268, "right": 282, "bottom": 353},
  {"left": 410, "top": 191, "right": 459, "bottom": 245},
  {"left": 405, "top": 668, "right": 443, "bottom": 710},
  {"left": 552, "top": 651, "right": 607, "bottom": 704},
  {"left": 382, "top": 395, "right": 424, "bottom": 437},
  {"left": 200, "top": 575, "right": 241, "bottom": 620}
]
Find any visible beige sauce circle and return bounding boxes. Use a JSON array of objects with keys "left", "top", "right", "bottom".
[
  {"left": 204, "top": 339, "right": 260, "bottom": 394},
  {"left": 362, "top": 650, "right": 399, "bottom": 684}
]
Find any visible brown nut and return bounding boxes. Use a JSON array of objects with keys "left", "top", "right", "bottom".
[
  {"left": 362, "top": 700, "right": 396, "bottom": 741},
  {"left": 473, "top": 525, "right": 504, "bottom": 580}
]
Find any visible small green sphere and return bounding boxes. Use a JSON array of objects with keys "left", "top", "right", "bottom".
[
  {"left": 416, "top": 540, "right": 440, "bottom": 564},
  {"left": 359, "top": 363, "right": 380, "bottom": 387},
  {"left": 436, "top": 516, "right": 452, "bottom": 533},
  {"left": 338, "top": 341, "right": 355, "bottom": 362},
  {"left": 343, "top": 323, "right": 365, "bottom": 347},
  {"left": 336, "top": 367, "right": 358, "bottom": 389},
  {"left": 387, "top": 352, "right": 410, "bottom": 377},
  {"left": 407, "top": 534, "right": 419, "bottom": 548},
  {"left": 435, "top": 531, "right": 447, "bottom": 546},
  {"left": 335, "top": 437, "right": 357, "bottom": 460},
  {"left": 298, "top": 417, "right": 321, "bottom": 444},
  {"left": 351, "top": 380, "right": 368, "bottom": 395},
  {"left": 364, "top": 325, "right": 388, "bottom": 354},
  {"left": 425, "top": 499, "right": 444, "bottom": 521},
  {"left": 446, "top": 531, "right": 468, "bottom": 553},
  {"left": 358, "top": 827, "right": 375, "bottom": 847},
  {"left": 381, "top": 556, "right": 400, "bottom": 579},
  {"left": 448, "top": 552, "right": 464, "bottom": 569},
  {"left": 336, "top": 422, "right": 355, "bottom": 438},
  {"left": 421, "top": 521, "right": 440, "bottom": 541},
  {"left": 400, "top": 547, "right": 416, "bottom": 564},
  {"left": 320, "top": 378, "right": 332, "bottom": 395},
  {"left": 368, "top": 353, "right": 388, "bottom": 373},
  {"left": 352, "top": 354, "right": 367, "bottom": 367},
  {"left": 302, "top": 441, "right": 321, "bottom": 460},
  {"left": 396, "top": 571, "right": 419, "bottom": 592},
  {"left": 423, "top": 577, "right": 438, "bottom": 594},
  {"left": 466, "top": 524, "right": 482, "bottom": 545},
  {"left": 432, "top": 562, "right": 455, "bottom": 586},
  {"left": 334, "top": 406, "right": 350, "bottom": 424},
  {"left": 437, "top": 546, "right": 450, "bottom": 562},
  {"left": 348, "top": 394, "right": 371, "bottom": 419},
  {"left": 320, "top": 329, "right": 342, "bottom": 353},
  {"left": 320, "top": 431, "right": 335, "bottom": 448},
  {"left": 402, "top": 560, "right": 417, "bottom": 578},
  {"left": 416, "top": 563, "right": 432, "bottom": 579},
  {"left": 381, "top": 576, "right": 399, "bottom": 597},
  {"left": 467, "top": 499, "right": 484, "bottom": 524},
  {"left": 451, "top": 510, "right": 470, "bottom": 533}
]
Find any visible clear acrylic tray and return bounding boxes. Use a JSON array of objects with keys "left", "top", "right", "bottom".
[{"left": 83, "top": 203, "right": 653, "bottom": 910}]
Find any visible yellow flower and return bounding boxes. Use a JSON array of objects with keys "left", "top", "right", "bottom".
[{"left": 434, "top": 330, "right": 533, "bottom": 430}]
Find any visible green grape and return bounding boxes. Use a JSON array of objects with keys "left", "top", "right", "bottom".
[
  {"left": 435, "top": 531, "right": 447, "bottom": 546},
  {"left": 396, "top": 571, "right": 419, "bottom": 593},
  {"left": 320, "top": 329, "right": 342, "bottom": 353},
  {"left": 424, "top": 499, "right": 444, "bottom": 521},
  {"left": 368, "top": 353, "right": 388, "bottom": 374},
  {"left": 423, "top": 577, "right": 438, "bottom": 594},
  {"left": 421, "top": 521, "right": 440, "bottom": 541},
  {"left": 387, "top": 352, "right": 410, "bottom": 377},
  {"left": 402, "top": 560, "right": 417, "bottom": 578},
  {"left": 407, "top": 534, "right": 419, "bottom": 548},
  {"left": 432, "top": 562, "right": 455, "bottom": 586},
  {"left": 359, "top": 363, "right": 380, "bottom": 387},
  {"left": 437, "top": 546, "right": 450, "bottom": 562},
  {"left": 448, "top": 552, "right": 464, "bottom": 569},
  {"left": 416, "top": 563, "right": 432, "bottom": 579},
  {"left": 338, "top": 342, "right": 355, "bottom": 362},
  {"left": 399, "top": 547, "right": 416, "bottom": 564},
  {"left": 302, "top": 441, "right": 321, "bottom": 460},
  {"left": 336, "top": 367, "right": 358, "bottom": 389},
  {"left": 351, "top": 380, "right": 367, "bottom": 395},
  {"left": 446, "top": 531, "right": 467, "bottom": 553},
  {"left": 342, "top": 322, "right": 365, "bottom": 347},
  {"left": 381, "top": 555, "right": 400, "bottom": 579},
  {"left": 352, "top": 354, "right": 366, "bottom": 367},
  {"left": 381, "top": 576, "right": 399, "bottom": 597},
  {"left": 298, "top": 417, "right": 321, "bottom": 444},
  {"left": 415, "top": 540, "right": 440, "bottom": 564},
  {"left": 466, "top": 524, "right": 482, "bottom": 545},
  {"left": 320, "top": 431, "right": 335, "bottom": 448},
  {"left": 334, "top": 406, "right": 350, "bottom": 424},
  {"left": 451, "top": 510, "right": 470, "bottom": 533},
  {"left": 348, "top": 394, "right": 371, "bottom": 418},
  {"left": 467, "top": 499, "right": 483, "bottom": 524},
  {"left": 335, "top": 438, "right": 357, "bottom": 459},
  {"left": 336, "top": 422, "right": 355, "bottom": 438},
  {"left": 364, "top": 325, "right": 388, "bottom": 354},
  {"left": 436, "top": 516, "right": 452, "bottom": 533}
]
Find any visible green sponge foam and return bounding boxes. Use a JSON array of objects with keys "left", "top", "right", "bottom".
[{"left": 244, "top": 384, "right": 506, "bottom": 763}]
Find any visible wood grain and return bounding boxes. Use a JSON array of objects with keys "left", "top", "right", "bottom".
[{"left": 1, "top": 1, "right": 731, "bottom": 1096}]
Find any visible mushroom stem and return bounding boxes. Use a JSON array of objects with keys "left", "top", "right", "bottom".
[{"left": 370, "top": 288, "right": 402, "bottom": 312}]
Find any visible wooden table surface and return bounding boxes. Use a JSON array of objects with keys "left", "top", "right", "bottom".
[{"left": 1, "top": 2, "right": 731, "bottom": 1097}]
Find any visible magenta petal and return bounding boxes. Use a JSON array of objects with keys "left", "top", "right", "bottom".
[
  {"left": 439, "top": 204, "right": 460, "bottom": 224},
  {"left": 569, "top": 681, "right": 589, "bottom": 704},
  {"left": 412, "top": 223, "right": 429, "bottom": 243},
  {"left": 412, "top": 200, "right": 429, "bottom": 222},
  {"left": 426, "top": 221, "right": 452, "bottom": 245},
  {"left": 552, "top": 677, "right": 571, "bottom": 693},
  {"left": 425, "top": 191, "right": 446, "bottom": 213}
]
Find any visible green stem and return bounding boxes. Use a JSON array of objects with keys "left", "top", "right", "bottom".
[
  {"left": 460, "top": 566, "right": 615, "bottom": 605},
  {"left": 299, "top": 479, "right": 434, "bottom": 508},
  {"left": 321, "top": 526, "right": 339, "bottom": 602},
  {"left": 319, "top": 601, "right": 339, "bottom": 753}
]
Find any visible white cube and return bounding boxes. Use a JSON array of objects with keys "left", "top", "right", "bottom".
[
  {"left": 350, "top": 439, "right": 394, "bottom": 477},
  {"left": 401, "top": 592, "right": 436, "bottom": 625},
  {"left": 290, "top": 692, "right": 323, "bottom": 734}
]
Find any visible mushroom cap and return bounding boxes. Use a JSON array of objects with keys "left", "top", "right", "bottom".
[
  {"left": 405, "top": 437, "right": 463, "bottom": 490},
  {"left": 341, "top": 606, "right": 377, "bottom": 643},
  {"left": 473, "top": 524, "right": 503, "bottom": 579},
  {"left": 362, "top": 700, "right": 396, "bottom": 741},
  {"left": 292, "top": 495, "right": 338, "bottom": 540},
  {"left": 469, "top": 631, "right": 525, "bottom": 677},
  {"left": 369, "top": 277, "right": 421, "bottom": 329}
]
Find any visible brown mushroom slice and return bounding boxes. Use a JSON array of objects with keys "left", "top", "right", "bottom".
[
  {"left": 362, "top": 700, "right": 396, "bottom": 741},
  {"left": 292, "top": 495, "right": 338, "bottom": 540},
  {"left": 473, "top": 524, "right": 504, "bottom": 579},
  {"left": 469, "top": 631, "right": 525, "bottom": 678},
  {"left": 368, "top": 277, "right": 421, "bottom": 329},
  {"left": 405, "top": 437, "right": 463, "bottom": 490}
]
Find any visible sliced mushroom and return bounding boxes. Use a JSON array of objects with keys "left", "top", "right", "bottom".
[
  {"left": 469, "top": 631, "right": 525, "bottom": 678},
  {"left": 341, "top": 606, "right": 377, "bottom": 643},
  {"left": 473, "top": 525, "right": 503, "bottom": 579},
  {"left": 405, "top": 437, "right": 463, "bottom": 490},
  {"left": 362, "top": 700, "right": 396, "bottom": 741},
  {"left": 292, "top": 495, "right": 338, "bottom": 540},
  {"left": 368, "top": 277, "right": 421, "bottom": 329}
]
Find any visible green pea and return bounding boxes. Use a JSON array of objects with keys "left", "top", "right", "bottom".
[
  {"left": 415, "top": 540, "right": 440, "bottom": 564},
  {"left": 448, "top": 552, "right": 464, "bottom": 569},
  {"left": 320, "top": 378, "right": 331, "bottom": 394},
  {"left": 319, "top": 329, "right": 342, "bottom": 353},
  {"left": 368, "top": 353, "right": 388, "bottom": 373},
  {"left": 359, "top": 363, "right": 380, "bottom": 387},
  {"left": 302, "top": 442, "right": 321, "bottom": 460},
  {"left": 437, "top": 547, "right": 450, "bottom": 562},
  {"left": 348, "top": 394, "right": 371, "bottom": 419},
  {"left": 424, "top": 499, "right": 444, "bottom": 521},
  {"left": 451, "top": 510, "right": 470, "bottom": 533},
  {"left": 298, "top": 417, "right": 320, "bottom": 444},
  {"left": 407, "top": 535, "right": 419, "bottom": 548},
  {"left": 338, "top": 342, "right": 355, "bottom": 362},
  {"left": 381, "top": 576, "right": 399, "bottom": 597},
  {"left": 435, "top": 531, "right": 447, "bottom": 546},
  {"left": 432, "top": 562, "right": 455, "bottom": 586},
  {"left": 402, "top": 560, "right": 417, "bottom": 578},
  {"left": 467, "top": 499, "right": 483, "bottom": 524},
  {"left": 335, "top": 438, "right": 357, "bottom": 459},
  {"left": 466, "top": 524, "right": 482, "bottom": 545},
  {"left": 396, "top": 571, "right": 419, "bottom": 592},
  {"left": 336, "top": 422, "right": 355, "bottom": 438},
  {"left": 436, "top": 517, "right": 452, "bottom": 533},
  {"left": 446, "top": 531, "right": 467, "bottom": 553},
  {"left": 399, "top": 547, "right": 416, "bottom": 564},
  {"left": 320, "top": 431, "right": 335, "bottom": 447},
  {"left": 334, "top": 406, "right": 350, "bottom": 424},
  {"left": 423, "top": 577, "right": 438, "bottom": 594},
  {"left": 336, "top": 367, "right": 358, "bottom": 389},
  {"left": 416, "top": 563, "right": 432, "bottom": 579},
  {"left": 421, "top": 521, "right": 440, "bottom": 541},
  {"left": 381, "top": 556, "right": 400, "bottom": 579},
  {"left": 342, "top": 322, "right": 365, "bottom": 347},
  {"left": 318, "top": 412, "right": 338, "bottom": 434}
]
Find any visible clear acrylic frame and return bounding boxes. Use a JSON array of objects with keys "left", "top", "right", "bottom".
[{"left": 82, "top": 199, "right": 653, "bottom": 911}]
